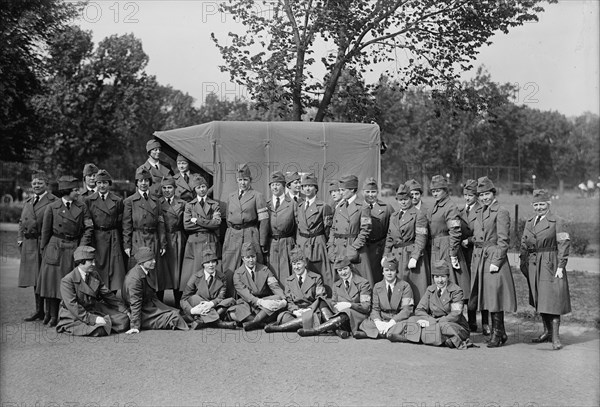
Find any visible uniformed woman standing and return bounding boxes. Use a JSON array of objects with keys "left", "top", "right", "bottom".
[{"left": 520, "top": 189, "right": 571, "bottom": 350}]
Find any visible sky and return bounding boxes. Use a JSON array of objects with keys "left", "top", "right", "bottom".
[{"left": 75, "top": 0, "right": 599, "bottom": 117}]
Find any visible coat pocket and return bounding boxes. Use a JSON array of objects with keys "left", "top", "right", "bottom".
[{"left": 44, "top": 241, "right": 61, "bottom": 266}]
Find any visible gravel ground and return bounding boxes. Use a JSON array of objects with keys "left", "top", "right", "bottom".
[{"left": 1, "top": 258, "right": 598, "bottom": 407}]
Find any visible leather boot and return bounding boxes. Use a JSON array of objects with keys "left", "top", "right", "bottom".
[
  {"left": 243, "top": 312, "right": 268, "bottom": 331},
  {"left": 48, "top": 299, "right": 59, "bottom": 327},
  {"left": 213, "top": 320, "right": 238, "bottom": 330},
  {"left": 487, "top": 312, "right": 503, "bottom": 348},
  {"left": 498, "top": 311, "right": 508, "bottom": 344},
  {"left": 352, "top": 331, "right": 369, "bottom": 339},
  {"left": 264, "top": 318, "right": 303, "bottom": 333},
  {"left": 24, "top": 293, "right": 45, "bottom": 322},
  {"left": 42, "top": 298, "right": 51, "bottom": 325},
  {"left": 481, "top": 310, "right": 490, "bottom": 336},
  {"left": 298, "top": 315, "right": 347, "bottom": 337},
  {"left": 532, "top": 313, "right": 552, "bottom": 343},
  {"left": 320, "top": 306, "right": 334, "bottom": 321},
  {"left": 190, "top": 319, "right": 206, "bottom": 330},
  {"left": 551, "top": 316, "right": 562, "bottom": 350},
  {"left": 467, "top": 308, "right": 478, "bottom": 332}
]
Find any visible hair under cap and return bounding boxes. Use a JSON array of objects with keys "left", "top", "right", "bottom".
[
  {"left": 146, "top": 139, "right": 161, "bottom": 153},
  {"left": 431, "top": 260, "right": 450, "bottom": 276}
]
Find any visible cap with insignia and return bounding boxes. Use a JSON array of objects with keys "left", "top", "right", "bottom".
[
  {"left": 237, "top": 163, "right": 252, "bottom": 180},
  {"left": 202, "top": 248, "right": 218, "bottom": 264},
  {"left": 95, "top": 169, "right": 112, "bottom": 184},
  {"left": 532, "top": 189, "right": 551, "bottom": 203},
  {"left": 190, "top": 174, "right": 208, "bottom": 189},
  {"left": 405, "top": 179, "right": 423, "bottom": 193},
  {"left": 301, "top": 173, "right": 318, "bottom": 187},
  {"left": 289, "top": 246, "right": 306, "bottom": 263},
  {"left": 135, "top": 167, "right": 152, "bottom": 181},
  {"left": 362, "top": 177, "right": 378, "bottom": 191},
  {"left": 381, "top": 258, "right": 398, "bottom": 271},
  {"left": 463, "top": 179, "right": 477, "bottom": 194},
  {"left": 269, "top": 171, "right": 286, "bottom": 185},
  {"left": 176, "top": 154, "right": 188, "bottom": 163},
  {"left": 285, "top": 171, "right": 300, "bottom": 185},
  {"left": 328, "top": 179, "right": 340, "bottom": 192},
  {"left": 82, "top": 163, "right": 99, "bottom": 177},
  {"left": 31, "top": 170, "right": 48, "bottom": 182},
  {"left": 334, "top": 256, "right": 351, "bottom": 269},
  {"left": 477, "top": 177, "right": 496, "bottom": 194},
  {"left": 161, "top": 176, "right": 176, "bottom": 187},
  {"left": 241, "top": 242, "right": 257, "bottom": 257},
  {"left": 396, "top": 184, "right": 410, "bottom": 198}
]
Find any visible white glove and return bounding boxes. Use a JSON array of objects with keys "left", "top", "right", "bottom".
[
  {"left": 381, "top": 320, "right": 396, "bottom": 335},
  {"left": 555, "top": 268, "right": 564, "bottom": 279},
  {"left": 374, "top": 319, "right": 386, "bottom": 333},
  {"left": 124, "top": 248, "right": 131, "bottom": 257},
  {"left": 95, "top": 316, "right": 107, "bottom": 325},
  {"left": 334, "top": 302, "right": 352, "bottom": 312},
  {"left": 125, "top": 328, "right": 139, "bottom": 335},
  {"left": 160, "top": 248, "right": 166, "bottom": 256},
  {"left": 407, "top": 258, "right": 418, "bottom": 269},
  {"left": 380, "top": 256, "right": 388, "bottom": 267},
  {"left": 417, "top": 319, "right": 430, "bottom": 328},
  {"left": 450, "top": 256, "right": 460, "bottom": 269},
  {"left": 190, "top": 217, "right": 198, "bottom": 224},
  {"left": 489, "top": 264, "right": 499, "bottom": 273},
  {"left": 461, "top": 239, "right": 469, "bottom": 248}
]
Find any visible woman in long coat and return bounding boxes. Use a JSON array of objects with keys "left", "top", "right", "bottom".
[
  {"left": 468, "top": 177, "right": 517, "bottom": 348},
  {"left": 38, "top": 176, "right": 93, "bottom": 326},
  {"left": 122, "top": 168, "right": 167, "bottom": 275},
  {"left": 221, "top": 164, "right": 269, "bottom": 297},
  {"left": 382, "top": 183, "right": 429, "bottom": 305},
  {"left": 295, "top": 173, "right": 333, "bottom": 294},
  {"left": 56, "top": 246, "right": 130, "bottom": 336},
  {"left": 181, "top": 174, "right": 222, "bottom": 293},
  {"left": 363, "top": 177, "right": 393, "bottom": 285},
  {"left": 298, "top": 256, "right": 371, "bottom": 339},
  {"left": 389, "top": 260, "right": 470, "bottom": 349},
  {"left": 84, "top": 169, "right": 127, "bottom": 292},
  {"left": 520, "top": 189, "right": 571, "bottom": 350},
  {"left": 426, "top": 175, "right": 470, "bottom": 304},
  {"left": 18, "top": 170, "right": 57, "bottom": 321}
]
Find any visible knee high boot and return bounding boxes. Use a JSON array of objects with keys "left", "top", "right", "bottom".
[
  {"left": 551, "top": 315, "right": 562, "bottom": 350},
  {"left": 173, "top": 290, "right": 183, "bottom": 308},
  {"left": 298, "top": 315, "right": 348, "bottom": 337},
  {"left": 243, "top": 310, "right": 269, "bottom": 331},
  {"left": 24, "top": 292, "right": 45, "bottom": 321},
  {"left": 264, "top": 317, "right": 303, "bottom": 333},
  {"left": 42, "top": 298, "right": 51, "bottom": 325},
  {"left": 532, "top": 313, "right": 552, "bottom": 343},
  {"left": 481, "top": 310, "right": 490, "bottom": 336},
  {"left": 487, "top": 312, "right": 507, "bottom": 348},
  {"left": 467, "top": 308, "right": 478, "bottom": 332},
  {"left": 48, "top": 298, "right": 60, "bottom": 327}
]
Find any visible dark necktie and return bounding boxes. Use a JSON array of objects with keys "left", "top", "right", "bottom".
[
  {"left": 250, "top": 269, "right": 255, "bottom": 281},
  {"left": 207, "top": 275, "right": 213, "bottom": 288},
  {"left": 239, "top": 191, "right": 244, "bottom": 200},
  {"left": 200, "top": 198, "right": 205, "bottom": 208},
  {"left": 33, "top": 195, "right": 39, "bottom": 206},
  {"left": 369, "top": 203, "right": 373, "bottom": 209},
  {"left": 387, "top": 285, "right": 392, "bottom": 302},
  {"left": 466, "top": 205, "right": 471, "bottom": 215},
  {"left": 154, "top": 164, "right": 159, "bottom": 171},
  {"left": 399, "top": 210, "right": 404, "bottom": 219},
  {"left": 293, "top": 196, "right": 298, "bottom": 203},
  {"left": 275, "top": 197, "right": 280, "bottom": 210},
  {"left": 345, "top": 280, "right": 350, "bottom": 291},
  {"left": 298, "top": 276, "right": 303, "bottom": 287},
  {"left": 184, "top": 173, "right": 189, "bottom": 184},
  {"left": 534, "top": 216, "right": 541, "bottom": 226},
  {"left": 84, "top": 273, "right": 90, "bottom": 285},
  {"left": 168, "top": 198, "right": 172, "bottom": 206},
  {"left": 437, "top": 289, "right": 441, "bottom": 298},
  {"left": 101, "top": 194, "right": 106, "bottom": 201},
  {"left": 143, "top": 192, "right": 148, "bottom": 200},
  {"left": 66, "top": 202, "right": 71, "bottom": 210}
]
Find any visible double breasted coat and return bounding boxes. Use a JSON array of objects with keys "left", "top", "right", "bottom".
[
  {"left": 228, "top": 263, "right": 285, "bottom": 322},
  {"left": 519, "top": 212, "right": 571, "bottom": 315},
  {"left": 365, "top": 200, "right": 393, "bottom": 284},
  {"left": 121, "top": 265, "right": 188, "bottom": 330},
  {"left": 180, "top": 270, "right": 235, "bottom": 323},
  {"left": 359, "top": 279, "right": 414, "bottom": 338},
  {"left": 469, "top": 201, "right": 517, "bottom": 312},
  {"left": 317, "top": 273, "right": 372, "bottom": 333},
  {"left": 18, "top": 192, "right": 57, "bottom": 287},
  {"left": 266, "top": 194, "right": 297, "bottom": 283},
  {"left": 56, "top": 267, "right": 130, "bottom": 336},
  {"left": 427, "top": 196, "right": 470, "bottom": 299},
  {"left": 384, "top": 206, "right": 429, "bottom": 305},
  {"left": 173, "top": 172, "right": 195, "bottom": 203},
  {"left": 276, "top": 271, "right": 327, "bottom": 325},
  {"left": 85, "top": 191, "right": 126, "bottom": 291},
  {"left": 396, "top": 282, "right": 470, "bottom": 347},
  {"left": 38, "top": 200, "right": 93, "bottom": 299},
  {"left": 137, "top": 161, "right": 173, "bottom": 199},
  {"left": 458, "top": 201, "right": 481, "bottom": 275},
  {"left": 327, "top": 198, "right": 373, "bottom": 284},
  {"left": 158, "top": 197, "right": 187, "bottom": 291},
  {"left": 222, "top": 188, "right": 269, "bottom": 295},
  {"left": 181, "top": 196, "right": 222, "bottom": 291},
  {"left": 295, "top": 199, "right": 333, "bottom": 294},
  {"left": 122, "top": 191, "right": 167, "bottom": 271}
]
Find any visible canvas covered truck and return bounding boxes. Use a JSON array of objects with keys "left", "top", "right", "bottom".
[{"left": 153, "top": 121, "right": 382, "bottom": 202}]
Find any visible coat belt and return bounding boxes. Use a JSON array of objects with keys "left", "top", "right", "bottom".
[
  {"left": 527, "top": 246, "right": 557, "bottom": 253},
  {"left": 228, "top": 220, "right": 258, "bottom": 230},
  {"left": 54, "top": 232, "right": 81, "bottom": 241},
  {"left": 298, "top": 231, "right": 325, "bottom": 238},
  {"left": 333, "top": 233, "right": 358, "bottom": 239},
  {"left": 393, "top": 240, "right": 414, "bottom": 249}
]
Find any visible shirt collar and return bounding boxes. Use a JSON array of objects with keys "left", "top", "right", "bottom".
[
  {"left": 140, "top": 265, "right": 149, "bottom": 275},
  {"left": 305, "top": 196, "right": 316, "bottom": 207},
  {"left": 138, "top": 189, "right": 148, "bottom": 196},
  {"left": 204, "top": 270, "right": 215, "bottom": 281},
  {"left": 78, "top": 266, "right": 87, "bottom": 281},
  {"left": 386, "top": 279, "right": 397, "bottom": 290},
  {"left": 61, "top": 197, "right": 73, "bottom": 206},
  {"left": 347, "top": 194, "right": 357, "bottom": 205},
  {"left": 297, "top": 270, "right": 308, "bottom": 281},
  {"left": 37, "top": 191, "right": 48, "bottom": 199}
]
